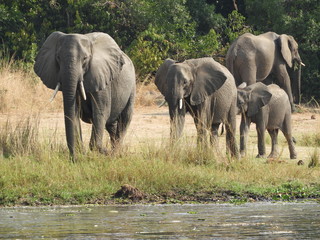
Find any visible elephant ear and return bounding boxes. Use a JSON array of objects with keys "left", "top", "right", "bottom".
[
  {"left": 190, "top": 60, "right": 227, "bottom": 105},
  {"left": 246, "top": 82, "right": 272, "bottom": 117},
  {"left": 34, "top": 31, "right": 65, "bottom": 90},
  {"left": 84, "top": 32, "right": 125, "bottom": 92},
  {"left": 155, "top": 58, "right": 176, "bottom": 96},
  {"left": 279, "top": 34, "right": 293, "bottom": 68}
]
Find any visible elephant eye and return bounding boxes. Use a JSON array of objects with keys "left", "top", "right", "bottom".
[
  {"left": 183, "top": 79, "right": 188, "bottom": 85},
  {"left": 83, "top": 56, "right": 90, "bottom": 67}
]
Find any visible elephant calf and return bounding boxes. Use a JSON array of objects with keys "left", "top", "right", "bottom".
[{"left": 237, "top": 82, "right": 297, "bottom": 159}]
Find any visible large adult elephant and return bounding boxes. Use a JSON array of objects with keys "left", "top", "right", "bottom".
[
  {"left": 34, "top": 32, "right": 136, "bottom": 160},
  {"left": 155, "top": 57, "right": 239, "bottom": 158},
  {"left": 226, "top": 32, "right": 304, "bottom": 111}
]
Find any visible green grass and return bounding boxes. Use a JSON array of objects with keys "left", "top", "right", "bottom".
[
  {"left": 300, "top": 133, "right": 320, "bottom": 147},
  {"left": 309, "top": 148, "right": 319, "bottom": 168},
  {"left": 0, "top": 116, "right": 320, "bottom": 206}
]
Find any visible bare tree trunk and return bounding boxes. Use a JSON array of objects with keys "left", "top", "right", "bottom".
[{"left": 233, "top": 0, "right": 238, "bottom": 11}]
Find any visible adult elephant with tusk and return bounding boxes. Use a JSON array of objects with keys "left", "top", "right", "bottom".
[
  {"left": 34, "top": 31, "right": 136, "bottom": 160},
  {"left": 155, "top": 57, "right": 239, "bottom": 158},
  {"left": 226, "top": 31, "right": 304, "bottom": 111}
]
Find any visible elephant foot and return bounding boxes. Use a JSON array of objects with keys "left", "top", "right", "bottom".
[
  {"left": 240, "top": 150, "right": 246, "bottom": 158},
  {"left": 290, "top": 152, "right": 297, "bottom": 159},
  {"left": 90, "top": 144, "right": 108, "bottom": 155},
  {"left": 267, "top": 152, "right": 279, "bottom": 159},
  {"left": 256, "top": 154, "right": 266, "bottom": 158},
  {"left": 98, "top": 147, "right": 108, "bottom": 155},
  {"left": 291, "top": 103, "right": 297, "bottom": 113}
]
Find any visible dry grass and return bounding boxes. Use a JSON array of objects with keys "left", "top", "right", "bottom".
[
  {"left": 0, "top": 58, "right": 62, "bottom": 114},
  {"left": 308, "top": 148, "right": 319, "bottom": 168},
  {"left": 135, "top": 82, "right": 163, "bottom": 108}
]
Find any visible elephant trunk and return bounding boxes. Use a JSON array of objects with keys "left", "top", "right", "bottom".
[
  {"left": 168, "top": 97, "right": 185, "bottom": 140},
  {"left": 290, "top": 63, "right": 301, "bottom": 104},
  {"left": 61, "top": 69, "right": 81, "bottom": 158}
]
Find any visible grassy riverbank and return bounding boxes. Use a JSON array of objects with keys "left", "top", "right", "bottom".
[
  {"left": 0, "top": 114, "right": 320, "bottom": 206},
  {"left": 0, "top": 61, "right": 320, "bottom": 206}
]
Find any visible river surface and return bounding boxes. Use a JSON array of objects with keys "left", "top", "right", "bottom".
[{"left": 0, "top": 202, "right": 319, "bottom": 239}]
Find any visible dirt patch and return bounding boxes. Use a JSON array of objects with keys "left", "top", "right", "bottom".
[
  {"left": 1, "top": 104, "right": 319, "bottom": 162},
  {"left": 114, "top": 184, "right": 146, "bottom": 201}
]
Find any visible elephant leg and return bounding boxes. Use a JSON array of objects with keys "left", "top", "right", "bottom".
[
  {"left": 226, "top": 107, "right": 239, "bottom": 158},
  {"left": 109, "top": 92, "right": 135, "bottom": 149},
  {"left": 194, "top": 114, "right": 208, "bottom": 146},
  {"left": 285, "top": 134, "right": 297, "bottom": 159},
  {"left": 256, "top": 124, "right": 266, "bottom": 158},
  {"left": 89, "top": 92, "right": 109, "bottom": 154},
  {"left": 210, "top": 123, "right": 220, "bottom": 145},
  {"left": 240, "top": 114, "right": 250, "bottom": 157},
  {"left": 267, "top": 128, "right": 279, "bottom": 158},
  {"left": 282, "top": 117, "right": 297, "bottom": 159},
  {"left": 90, "top": 118, "right": 107, "bottom": 154},
  {"left": 106, "top": 122, "right": 118, "bottom": 150}
]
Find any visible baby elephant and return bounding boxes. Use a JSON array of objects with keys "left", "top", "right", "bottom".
[{"left": 237, "top": 82, "right": 297, "bottom": 159}]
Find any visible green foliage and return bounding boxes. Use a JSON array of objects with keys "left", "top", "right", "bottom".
[
  {"left": 245, "top": 0, "right": 284, "bottom": 32},
  {"left": 128, "top": 27, "right": 170, "bottom": 81},
  {"left": 192, "top": 29, "right": 221, "bottom": 58},
  {"left": 0, "top": 0, "right": 318, "bottom": 100},
  {"left": 225, "top": 10, "right": 254, "bottom": 43},
  {"left": 186, "top": 0, "right": 226, "bottom": 34}
]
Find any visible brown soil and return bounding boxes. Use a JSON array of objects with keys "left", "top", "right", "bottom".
[{"left": 1, "top": 103, "right": 319, "bottom": 162}]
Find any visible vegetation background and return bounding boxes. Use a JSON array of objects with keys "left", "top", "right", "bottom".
[
  {"left": 0, "top": 0, "right": 320, "bottom": 206},
  {"left": 0, "top": 0, "right": 319, "bottom": 101}
]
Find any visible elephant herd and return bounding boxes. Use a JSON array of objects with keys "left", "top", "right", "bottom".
[{"left": 34, "top": 31, "right": 304, "bottom": 161}]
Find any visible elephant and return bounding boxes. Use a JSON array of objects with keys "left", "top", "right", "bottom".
[
  {"left": 226, "top": 31, "right": 304, "bottom": 111},
  {"left": 237, "top": 82, "right": 297, "bottom": 159},
  {"left": 34, "top": 31, "right": 136, "bottom": 160},
  {"left": 155, "top": 57, "right": 239, "bottom": 158}
]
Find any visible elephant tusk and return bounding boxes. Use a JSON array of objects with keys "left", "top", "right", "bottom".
[
  {"left": 158, "top": 99, "right": 166, "bottom": 108},
  {"left": 179, "top": 99, "right": 183, "bottom": 110},
  {"left": 50, "top": 82, "right": 61, "bottom": 102},
  {"left": 79, "top": 81, "right": 87, "bottom": 100},
  {"left": 300, "top": 62, "right": 305, "bottom": 67},
  {"left": 238, "top": 82, "right": 247, "bottom": 89}
]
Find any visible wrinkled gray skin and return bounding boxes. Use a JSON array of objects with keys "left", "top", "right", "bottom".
[
  {"left": 237, "top": 82, "right": 297, "bottom": 159},
  {"left": 155, "top": 57, "right": 239, "bottom": 158},
  {"left": 226, "top": 32, "right": 304, "bottom": 111},
  {"left": 34, "top": 32, "right": 136, "bottom": 160}
]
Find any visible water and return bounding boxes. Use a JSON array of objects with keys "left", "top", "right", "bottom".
[{"left": 1, "top": 202, "right": 319, "bottom": 239}]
